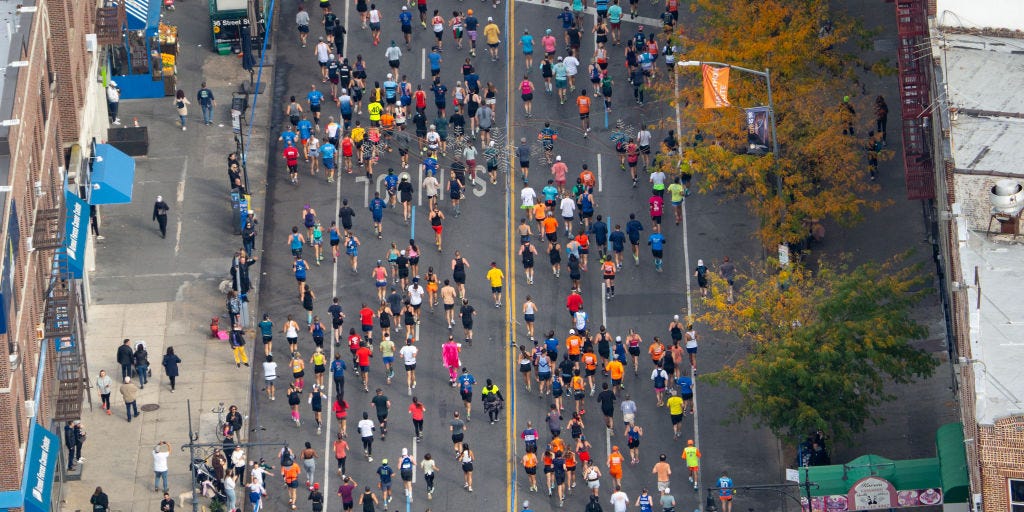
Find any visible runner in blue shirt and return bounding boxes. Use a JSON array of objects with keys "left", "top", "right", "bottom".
[
  {"left": 399, "top": 7, "right": 414, "bottom": 49},
  {"left": 383, "top": 78, "right": 398, "bottom": 105},
  {"left": 297, "top": 117, "right": 314, "bottom": 158},
  {"left": 428, "top": 48, "right": 443, "bottom": 77},
  {"left": 717, "top": 472, "right": 734, "bottom": 512},
  {"left": 384, "top": 169, "right": 399, "bottom": 207},
  {"left": 431, "top": 79, "right": 448, "bottom": 116},
  {"left": 557, "top": 8, "right": 574, "bottom": 31},
  {"left": 307, "top": 87, "right": 325, "bottom": 125},
  {"left": 457, "top": 368, "right": 476, "bottom": 417},
  {"left": 320, "top": 142, "right": 337, "bottom": 182},
  {"left": 280, "top": 128, "right": 298, "bottom": 147},
  {"left": 542, "top": 180, "right": 559, "bottom": 206},
  {"left": 625, "top": 214, "right": 644, "bottom": 265},
  {"left": 369, "top": 192, "right": 386, "bottom": 239},
  {"left": 520, "top": 30, "right": 535, "bottom": 70},
  {"left": 609, "top": 224, "right": 626, "bottom": 268},
  {"left": 647, "top": 232, "right": 665, "bottom": 271},
  {"left": 595, "top": 0, "right": 609, "bottom": 18},
  {"left": 422, "top": 155, "right": 439, "bottom": 176},
  {"left": 377, "top": 460, "right": 394, "bottom": 505}
]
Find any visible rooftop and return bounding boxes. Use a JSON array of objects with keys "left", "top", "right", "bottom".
[
  {"left": 941, "top": 34, "right": 1024, "bottom": 175},
  {"left": 957, "top": 231, "right": 1024, "bottom": 425},
  {"left": 936, "top": 0, "right": 1024, "bottom": 31}
]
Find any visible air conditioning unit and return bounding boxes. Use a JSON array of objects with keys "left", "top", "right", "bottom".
[
  {"left": 85, "top": 34, "right": 97, "bottom": 53},
  {"left": 24, "top": 400, "right": 35, "bottom": 418}
]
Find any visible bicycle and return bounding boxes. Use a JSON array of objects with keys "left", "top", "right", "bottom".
[{"left": 211, "top": 403, "right": 227, "bottom": 440}]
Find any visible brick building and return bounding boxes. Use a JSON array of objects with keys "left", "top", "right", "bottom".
[
  {"left": 0, "top": 0, "right": 111, "bottom": 509},
  {"left": 926, "top": 2, "right": 1024, "bottom": 511}
]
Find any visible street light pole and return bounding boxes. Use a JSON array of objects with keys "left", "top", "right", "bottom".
[{"left": 676, "top": 60, "right": 784, "bottom": 228}]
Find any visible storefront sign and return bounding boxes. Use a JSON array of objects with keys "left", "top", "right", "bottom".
[
  {"left": 63, "top": 190, "right": 89, "bottom": 279},
  {"left": 802, "top": 479, "right": 943, "bottom": 511},
  {"left": 22, "top": 423, "right": 58, "bottom": 512}
]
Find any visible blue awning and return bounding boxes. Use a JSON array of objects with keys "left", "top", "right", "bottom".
[
  {"left": 125, "top": 0, "right": 160, "bottom": 32},
  {"left": 89, "top": 144, "right": 136, "bottom": 205},
  {"left": 0, "top": 424, "right": 59, "bottom": 512}
]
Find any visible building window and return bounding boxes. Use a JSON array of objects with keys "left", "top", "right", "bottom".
[{"left": 1010, "top": 479, "right": 1024, "bottom": 511}]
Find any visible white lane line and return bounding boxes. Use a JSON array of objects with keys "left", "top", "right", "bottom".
[
  {"left": 174, "top": 157, "right": 188, "bottom": 256},
  {"left": 321, "top": 156, "right": 344, "bottom": 512},
  {"left": 421, "top": 48, "right": 426, "bottom": 81},
  {"left": 596, "top": 153, "right": 602, "bottom": 193}
]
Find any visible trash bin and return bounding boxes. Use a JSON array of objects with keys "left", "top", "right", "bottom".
[{"left": 107, "top": 126, "right": 149, "bottom": 156}]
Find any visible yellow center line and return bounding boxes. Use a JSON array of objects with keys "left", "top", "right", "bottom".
[{"left": 505, "top": 2, "right": 519, "bottom": 510}]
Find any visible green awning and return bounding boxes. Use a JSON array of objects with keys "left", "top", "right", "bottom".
[
  {"left": 936, "top": 422, "right": 970, "bottom": 503},
  {"left": 800, "top": 454, "right": 942, "bottom": 497}
]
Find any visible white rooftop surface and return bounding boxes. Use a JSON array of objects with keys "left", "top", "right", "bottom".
[
  {"left": 959, "top": 231, "right": 1024, "bottom": 425},
  {"left": 942, "top": 34, "right": 1024, "bottom": 174},
  {"left": 936, "top": 0, "right": 1024, "bottom": 31}
]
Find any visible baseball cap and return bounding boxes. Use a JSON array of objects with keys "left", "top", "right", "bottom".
[
  {"left": 663, "top": 488, "right": 670, "bottom": 494},
  {"left": 523, "top": 501, "right": 530, "bottom": 508},
  {"left": 488, "top": 16, "right": 494, "bottom": 21},
  {"left": 382, "top": 458, "right": 389, "bottom": 464},
  {"left": 109, "top": 80, "right": 118, "bottom": 86},
  {"left": 412, "top": 277, "right": 419, "bottom": 282},
  {"left": 545, "top": 28, "right": 551, "bottom": 34},
  {"left": 615, "top": 336, "right": 622, "bottom": 342},
  {"left": 313, "top": 483, "right": 320, "bottom": 490},
  {"left": 387, "top": 73, "right": 393, "bottom": 78},
  {"left": 402, "top": 5, "right": 407, "bottom": 9},
  {"left": 569, "top": 329, "right": 575, "bottom": 334},
  {"left": 555, "top": 155, "right": 562, "bottom": 161}
]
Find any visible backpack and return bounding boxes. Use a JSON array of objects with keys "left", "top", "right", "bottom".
[
  {"left": 176, "top": 100, "right": 185, "bottom": 109},
  {"left": 653, "top": 369, "right": 667, "bottom": 388},
  {"left": 400, "top": 458, "right": 413, "bottom": 479},
  {"left": 615, "top": 140, "right": 626, "bottom": 152}
]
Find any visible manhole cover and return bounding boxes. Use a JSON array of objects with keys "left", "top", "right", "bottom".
[{"left": 140, "top": 404, "right": 160, "bottom": 412}]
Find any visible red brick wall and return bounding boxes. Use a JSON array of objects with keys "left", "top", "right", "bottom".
[{"left": 0, "top": 0, "right": 94, "bottom": 495}]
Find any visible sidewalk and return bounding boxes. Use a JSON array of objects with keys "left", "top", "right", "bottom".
[{"left": 60, "top": 4, "right": 274, "bottom": 511}]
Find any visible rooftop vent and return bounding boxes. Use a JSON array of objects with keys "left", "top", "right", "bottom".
[{"left": 990, "top": 180, "right": 1024, "bottom": 215}]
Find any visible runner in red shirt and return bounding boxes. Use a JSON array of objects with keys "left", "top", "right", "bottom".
[
  {"left": 341, "top": 136, "right": 355, "bottom": 174},
  {"left": 355, "top": 343, "right": 373, "bottom": 391},
  {"left": 649, "top": 194, "right": 664, "bottom": 232},
  {"left": 283, "top": 145, "right": 300, "bottom": 184},
  {"left": 565, "top": 290, "right": 583, "bottom": 320},
  {"left": 359, "top": 303, "right": 375, "bottom": 342}
]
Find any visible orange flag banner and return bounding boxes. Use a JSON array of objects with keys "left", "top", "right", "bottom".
[{"left": 702, "top": 64, "right": 731, "bottom": 109}]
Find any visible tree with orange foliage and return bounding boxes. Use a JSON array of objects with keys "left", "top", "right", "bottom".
[{"left": 653, "top": 0, "right": 889, "bottom": 248}]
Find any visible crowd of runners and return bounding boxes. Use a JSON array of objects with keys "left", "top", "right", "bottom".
[{"left": 228, "top": 0, "right": 751, "bottom": 510}]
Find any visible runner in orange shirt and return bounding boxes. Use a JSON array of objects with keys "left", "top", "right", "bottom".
[
  {"left": 522, "top": 451, "right": 539, "bottom": 492},
  {"left": 574, "top": 231, "right": 590, "bottom": 270},
  {"left": 579, "top": 165, "right": 596, "bottom": 189},
  {"left": 648, "top": 336, "right": 666, "bottom": 366},
  {"left": 281, "top": 460, "right": 302, "bottom": 508},
  {"left": 542, "top": 214, "right": 559, "bottom": 249},
  {"left": 571, "top": 369, "right": 586, "bottom": 414},
  {"left": 576, "top": 89, "right": 592, "bottom": 136},
  {"left": 601, "top": 256, "right": 616, "bottom": 299},
  {"left": 566, "top": 329, "right": 583, "bottom": 362},
  {"left": 607, "top": 445, "right": 625, "bottom": 488},
  {"left": 605, "top": 358, "right": 625, "bottom": 395},
  {"left": 581, "top": 349, "right": 598, "bottom": 395}
]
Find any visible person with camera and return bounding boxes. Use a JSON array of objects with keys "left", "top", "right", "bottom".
[{"left": 153, "top": 441, "right": 171, "bottom": 493}]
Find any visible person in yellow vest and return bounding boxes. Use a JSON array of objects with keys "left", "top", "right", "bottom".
[{"left": 681, "top": 439, "right": 701, "bottom": 490}]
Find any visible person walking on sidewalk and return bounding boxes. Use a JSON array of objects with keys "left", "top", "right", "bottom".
[
  {"left": 174, "top": 89, "right": 190, "bottom": 131},
  {"left": 162, "top": 346, "right": 181, "bottom": 392},
  {"left": 230, "top": 326, "right": 250, "bottom": 368},
  {"left": 106, "top": 82, "right": 121, "bottom": 125},
  {"left": 134, "top": 342, "right": 150, "bottom": 389},
  {"left": 90, "top": 487, "right": 109, "bottom": 512},
  {"left": 120, "top": 376, "right": 139, "bottom": 422},
  {"left": 152, "top": 195, "right": 170, "bottom": 239},
  {"left": 153, "top": 441, "right": 171, "bottom": 493},
  {"left": 96, "top": 369, "right": 113, "bottom": 415},
  {"left": 197, "top": 82, "right": 216, "bottom": 125},
  {"left": 116, "top": 338, "right": 134, "bottom": 381}
]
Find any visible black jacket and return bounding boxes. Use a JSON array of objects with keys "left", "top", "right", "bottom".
[
  {"left": 152, "top": 201, "right": 169, "bottom": 220},
  {"left": 231, "top": 258, "right": 256, "bottom": 294},
  {"left": 116, "top": 344, "right": 134, "bottom": 366}
]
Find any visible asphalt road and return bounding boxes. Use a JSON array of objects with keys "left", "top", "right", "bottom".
[{"left": 248, "top": 0, "right": 781, "bottom": 511}]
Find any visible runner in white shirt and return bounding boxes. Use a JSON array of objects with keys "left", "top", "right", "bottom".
[
  {"left": 521, "top": 186, "right": 537, "bottom": 207},
  {"left": 636, "top": 127, "right": 652, "bottom": 167},
  {"left": 263, "top": 355, "right": 278, "bottom": 400},
  {"left": 560, "top": 195, "right": 576, "bottom": 236},
  {"left": 563, "top": 52, "right": 581, "bottom": 90},
  {"left": 423, "top": 174, "right": 441, "bottom": 210},
  {"left": 610, "top": 488, "right": 630, "bottom": 512},
  {"left": 407, "top": 279, "right": 425, "bottom": 323},
  {"left": 357, "top": 413, "right": 376, "bottom": 461},
  {"left": 399, "top": 339, "right": 419, "bottom": 393}
]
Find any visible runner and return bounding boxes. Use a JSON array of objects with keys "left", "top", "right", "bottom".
[
  {"left": 519, "top": 242, "right": 538, "bottom": 285},
  {"left": 398, "top": 339, "right": 418, "bottom": 395},
  {"left": 682, "top": 440, "right": 701, "bottom": 490},
  {"left": 486, "top": 262, "right": 505, "bottom": 307},
  {"left": 577, "top": 89, "right": 591, "bottom": 136}
]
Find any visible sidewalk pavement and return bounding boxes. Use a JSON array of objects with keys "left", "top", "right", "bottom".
[{"left": 61, "top": 3, "right": 274, "bottom": 510}]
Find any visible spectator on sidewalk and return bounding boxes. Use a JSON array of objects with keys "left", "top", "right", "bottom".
[
  {"left": 116, "top": 338, "right": 133, "bottom": 381},
  {"left": 120, "top": 376, "right": 139, "bottom": 422},
  {"left": 197, "top": 82, "right": 216, "bottom": 125},
  {"left": 96, "top": 370, "right": 113, "bottom": 415},
  {"left": 134, "top": 342, "right": 149, "bottom": 389},
  {"left": 106, "top": 82, "right": 120, "bottom": 125},
  {"left": 174, "top": 89, "right": 190, "bottom": 131},
  {"left": 153, "top": 441, "right": 171, "bottom": 493},
  {"left": 90, "top": 487, "right": 109, "bottom": 512},
  {"left": 162, "top": 347, "right": 181, "bottom": 392},
  {"left": 152, "top": 195, "right": 170, "bottom": 239}
]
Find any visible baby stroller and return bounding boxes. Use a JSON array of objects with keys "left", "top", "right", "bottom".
[{"left": 191, "top": 458, "right": 226, "bottom": 503}]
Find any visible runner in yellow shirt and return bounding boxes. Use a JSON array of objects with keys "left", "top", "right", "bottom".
[
  {"left": 667, "top": 176, "right": 686, "bottom": 225},
  {"left": 483, "top": 17, "right": 501, "bottom": 61},
  {"left": 665, "top": 390, "right": 684, "bottom": 439},
  {"left": 485, "top": 261, "right": 505, "bottom": 308},
  {"left": 682, "top": 439, "right": 701, "bottom": 490}
]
